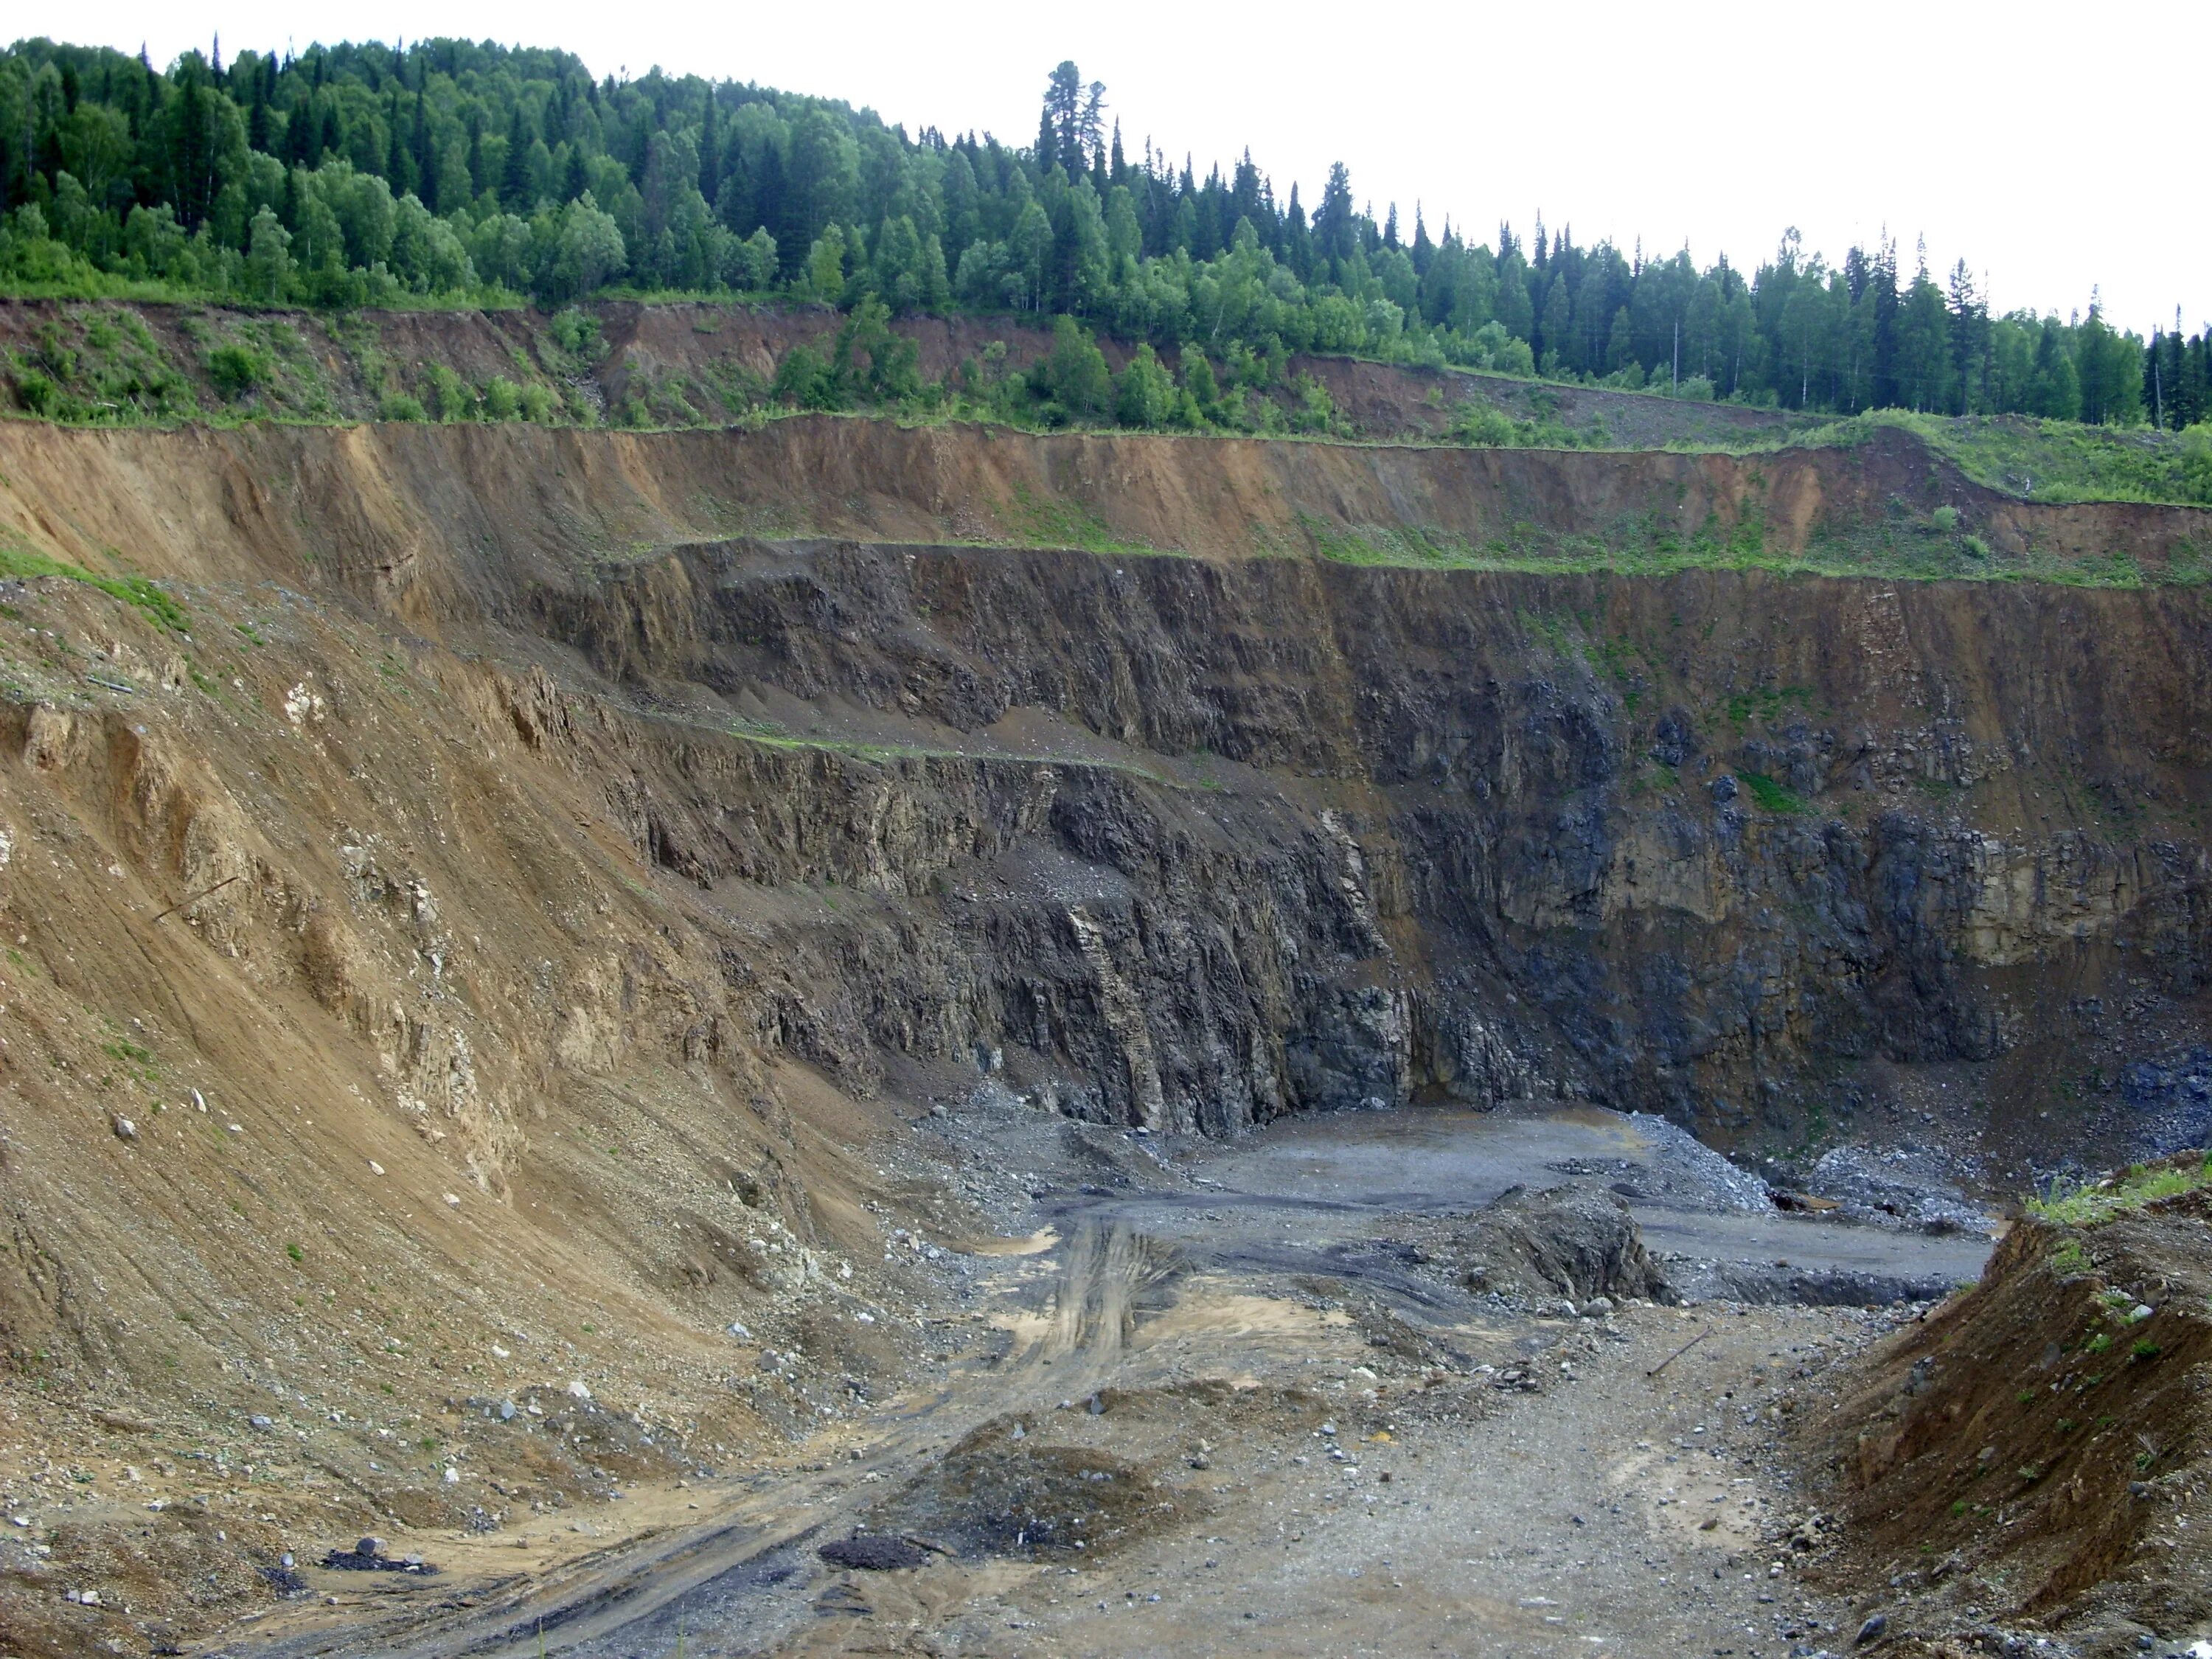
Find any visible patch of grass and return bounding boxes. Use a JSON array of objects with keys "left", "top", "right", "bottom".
[
  {"left": 1736, "top": 771, "right": 1810, "bottom": 814},
  {"left": 2050, "top": 1238, "right": 2092, "bottom": 1277},
  {"left": 2026, "top": 1151, "right": 2212, "bottom": 1225},
  {"left": 0, "top": 542, "right": 189, "bottom": 632},
  {"left": 1303, "top": 513, "right": 1481, "bottom": 567},
  {"left": 999, "top": 479, "right": 1156, "bottom": 554}
]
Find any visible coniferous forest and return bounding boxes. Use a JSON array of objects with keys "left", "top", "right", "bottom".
[{"left": 1, "top": 38, "right": 2208, "bottom": 433}]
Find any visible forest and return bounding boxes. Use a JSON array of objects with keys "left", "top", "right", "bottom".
[{"left": 1, "top": 37, "right": 2208, "bottom": 431}]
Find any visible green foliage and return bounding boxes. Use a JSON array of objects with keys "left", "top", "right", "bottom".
[
  {"left": 1029, "top": 315, "right": 1113, "bottom": 425},
  {"left": 2025, "top": 1152, "right": 2212, "bottom": 1225},
  {"left": 378, "top": 390, "right": 428, "bottom": 422},
  {"left": 0, "top": 542, "right": 189, "bottom": 631},
  {"left": 206, "top": 342, "right": 271, "bottom": 400},
  {"left": 422, "top": 363, "right": 472, "bottom": 422},
  {"left": 771, "top": 344, "right": 837, "bottom": 410},
  {"left": 1114, "top": 344, "right": 1175, "bottom": 428},
  {"left": 2049, "top": 1237, "right": 2091, "bottom": 1277},
  {"left": 0, "top": 38, "right": 2182, "bottom": 428},
  {"left": 1736, "top": 771, "right": 1809, "bottom": 814}
]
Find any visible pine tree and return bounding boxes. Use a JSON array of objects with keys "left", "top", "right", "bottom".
[
  {"left": 500, "top": 102, "right": 532, "bottom": 210},
  {"left": 699, "top": 90, "right": 720, "bottom": 203}
]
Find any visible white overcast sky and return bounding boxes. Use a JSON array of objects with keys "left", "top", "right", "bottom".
[{"left": 43, "top": 0, "right": 2211, "bottom": 338}]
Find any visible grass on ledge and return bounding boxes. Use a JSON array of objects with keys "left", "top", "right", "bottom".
[
  {"left": 0, "top": 543, "right": 189, "bottom": 631},
  {"left": 2025, "top": 1152, "right": 2212, "bottom": 1226}
]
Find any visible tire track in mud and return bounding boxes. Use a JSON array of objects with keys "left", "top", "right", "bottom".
[
  {"left": 1037, "top": 1222, "right": 1183, "bottom": 1371},
  {"left": 226, "top": 1221, "right": 1200, "bottom": 1659}
]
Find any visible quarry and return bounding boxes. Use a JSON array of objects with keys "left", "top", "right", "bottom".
[{"left": 0, "top": 299, "right": 2209, "bottom": 1659}]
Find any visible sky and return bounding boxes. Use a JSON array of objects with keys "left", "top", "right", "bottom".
[{"left": 41, "top": 0, "right": 2212, "bottom": 338}]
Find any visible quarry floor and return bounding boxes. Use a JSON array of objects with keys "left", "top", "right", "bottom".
[{"left": 173, "top": 1105, "right": 1993, "bottom": 1659}]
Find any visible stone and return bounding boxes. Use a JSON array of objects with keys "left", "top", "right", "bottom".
[
  {"left": 1854, "top": 1611, "right": 1887, "bottom": 1645},
  {"left": 111, "top": 1115, "right": 136, "bottom": 1141},
  {"left": 567, "top": 1379, "right": 592, "bottom": 1400},
  {"left": 820, "top": 1533, "right": 928, "bottom": 1571}
]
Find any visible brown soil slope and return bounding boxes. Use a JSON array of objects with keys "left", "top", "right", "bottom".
[
  {"left": 1806, "top": 1181, "right": 2212, "bottom": 1652},
  {"left": 0, "top": 414, "right": 2204, "bottom": 1649},
  {"left": 0, "top": 417, "right": 2201, "bottom": 608}
]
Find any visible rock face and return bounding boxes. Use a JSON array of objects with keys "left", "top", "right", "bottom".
[
  {"left": 0, "top": 411, "right": 2202, "bottom": 1571},
  {"left": 0, "top": 417, "right": 2202, "bottom": 1166},
  {"left": 504, "top": 532, "right": 2212, "bottom": 1149}
]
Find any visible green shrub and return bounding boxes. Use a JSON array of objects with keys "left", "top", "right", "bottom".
[
  {"left": 2181, "top": 423, "right": 2212, "bottom": 504},
  {"left": 771, "top": 344, "right": 837, "bottom": 410},
  {"left": 1449, "top": 402, "right": 1517, "bottom": 447},
  {"left": 1963, "top": 534, "right": 1992, "bottom": 558},
  {"left": 481, "top": 376, "right": 523, "bottom": 420},
  {"left": 519, "top": 382, "right": 557, "bottom": 422},
  {"left": 13, "top": 368, "right": 58, "bottom": 414},
  {"left": 549, "top": 308, "right": 602, "bottom": 358},
  {"left": 422, "top": 363, "right": 471, "bottom": 422},
  {"left": 1930, "top": 504, "right": 1960, "bottom": 532},
  {"left": 377, "top": 391, "right": 429, "bottom": 422},
  {"left": 206, "top": 343, "right": 270, "bottom": 400}
]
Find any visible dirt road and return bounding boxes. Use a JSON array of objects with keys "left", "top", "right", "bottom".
[{"left": 226, "top": 1105, "right": 1987, "bottom": 1658}]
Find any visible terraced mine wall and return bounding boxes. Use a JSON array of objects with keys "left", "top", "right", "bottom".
[{"left": 0, "top": 416, "right": 2205, "bottom": 1164}]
